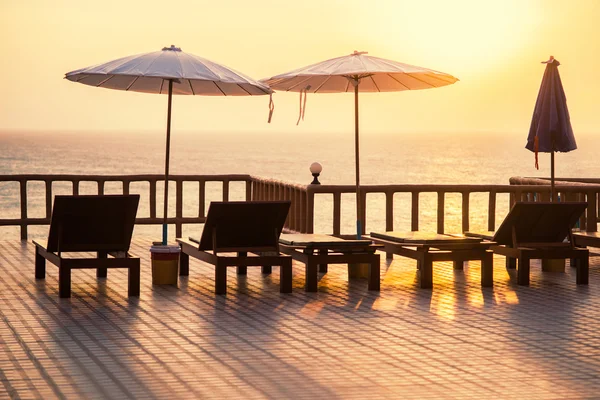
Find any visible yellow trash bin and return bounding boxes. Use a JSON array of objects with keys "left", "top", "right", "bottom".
[{"left": 150, "top": 245, "right": 180, "bottom": 285}]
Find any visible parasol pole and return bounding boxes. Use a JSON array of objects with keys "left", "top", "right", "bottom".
[
  {"left": 162, "top": 79, "right": 174, "bottom": 245},
  {"left": 551, "top": 151, "right": 555, "bottom": 202},
  {"left": 353, "top": 78, "right": 362, "bottom": 239}
]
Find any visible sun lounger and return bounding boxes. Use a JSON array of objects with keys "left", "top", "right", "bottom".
[
  {"left": 33, "top": 195, "right": 140, "bottom": 298},
  {"left": 572, "top": 231, "right": 600, "bottom": 249},
  {"left": 177, "top": 201, "right": 293, "bottom": 295},
  {"left": 466, "top": 202, "right": 589, "bottom": 286},
  {"left": 278, "top": 233, "right": 381, "bottom": 292},
  {"left": 367, "top": 231, "right": 494, "bottom": 289}
]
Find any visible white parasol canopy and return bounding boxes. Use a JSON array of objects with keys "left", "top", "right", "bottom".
[
  {"left": 66, "top": 45, "right": 272, "bottom": 244},
  {"left": 262, "top": 51, "right": 458, "bottom": 238}
]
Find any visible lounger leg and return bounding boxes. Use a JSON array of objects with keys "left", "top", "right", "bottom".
[
  {"left": 506, "top": 257, "right": 517, "bottom": 269},
  {"left": 517, "top": 257, "right": 530, "bottom": 286},
  {"left": 35, "top": 247, "right": 46, "bottom": 279},
  {"left": 215, "top": 262, "right": 227, "bottom": 295},
  {"left": 306, "top": 260, "right": 318, "bottom": 292},
  {"left": 128, "top": 261, "right": 140, "bottom": 297},
  {"left": 280, "top": 259, "right": 293, "bottom": 294},
  {"left": 368, "top": 255, "right": 380, "bottom": 291},
  {"left": 420, "top": 254, "right": 433, "bottom": 289},
  {"left": 261, "top": 265, "right": 272, "bottom": 274},
  {"left": 318, "top": 249, "right": 328, "bottom": 273},
  {"left": 58, "top": 267, "right": 71, "bottom": 298},
  {"left": 577, "top": 254, "right": 589, "bottom": 285},
  {"left": 481, "top": 251, "right": 493, "bottom": 287},
  {"left": 97, "top": 251, "right": 107, "bottom": 278},
  {"left": 453, "top": 259, "right": 464, "bottom": 270},
  {"left": 569, "top": 258, "right": 578, "bottom": 268},
  {"left": 386, "top": 251, "right": 393, "bottom": 260},
  {"left": 237, "top": 252, "right": 247, "bottom": 275},
  {"left": 179, "top": 250, "right": 189, "bottom": 276}
]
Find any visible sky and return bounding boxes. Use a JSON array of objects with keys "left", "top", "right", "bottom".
[{"left": 1, "top": 0, "right": 599, "bottom": 137}]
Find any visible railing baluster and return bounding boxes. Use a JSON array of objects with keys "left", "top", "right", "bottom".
[
  {"left": 98, "top": 180, "right": 105, "bottom": 195},
  {"left": 20, "top": 180, "right": 27, "bottom": 240},
  {"left": 360, "top": 190, "right": 367, "bottom": 235},
  {"left": 333, "top": 192, "right": 341, "bottom": 235},
  {"left": 488, "top": 191, "right": 496, "bottom": 232},
  {"left": 462, "top": 191, "right": 470, "bottom": 233},
  {"left": 587, "top": 191, "right": 597, "bottom": 232},
  {"left": 386, "top": 191, "right": 394, "bottom": 232},
  {"left": 73, "top": 180, "right": 79, "bottom": 196},
  {"left": 411, "top": 191, "right": 419, "bottom": 231},
  {"left": 437, "top": 191, "right": 445, "bottom": 234},
  {"left": 45, "top": 180, "right": 52, "bottom": 219},
  {"left": 246, "top": 179, "right": 252, "bottom": 201},
  {"left": 198, "top": 180, "right": 206, "bottom": 218},
  {"left": 176, "top": 179, "right": 183, "bottom": 238},
  {"left": 150, "top": 180, "right": 157, "bottom": 218},
  {"left": 306, "top": 190, "right": 313, "bottom": 234},
  {"left": 222, "top": 180, "right": 229, "bottom": 202}
]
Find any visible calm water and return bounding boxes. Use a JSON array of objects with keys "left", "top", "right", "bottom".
[{"left": 1, "top": 130, "right": 598, "bottom": 239}]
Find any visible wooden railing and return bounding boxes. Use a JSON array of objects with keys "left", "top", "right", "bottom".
[
  {"left": 2, "top": 174, "right": 600, "bottom": 240},
  {"left": 0, "top": 174, "right": 253, "bottom": 240},
  {"left": 250, "top": 177, "right": 308, "bottom": 233},
  {"left": 293, "top": 184, "right": 598, "bottom": 235}
]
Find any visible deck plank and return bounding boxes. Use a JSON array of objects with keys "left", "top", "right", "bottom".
[{"left": 1, "top": 237, "right": 600, "bottom": 399}]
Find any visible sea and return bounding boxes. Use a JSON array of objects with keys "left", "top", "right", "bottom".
[{"left": 1, "top": 130, "right": 597, "bottom": 240}]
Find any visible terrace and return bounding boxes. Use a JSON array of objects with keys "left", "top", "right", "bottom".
[{"left": 2, "top": 174, "right": 600, "bottom": 399}]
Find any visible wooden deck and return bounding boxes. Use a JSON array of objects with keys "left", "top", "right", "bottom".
[{"left": 2, "top": 237, "right": 600, "bottom": 399}]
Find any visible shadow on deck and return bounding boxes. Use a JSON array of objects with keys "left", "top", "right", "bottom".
[{"left": 1, "top": 237, "right": 600, "bottom": 399}]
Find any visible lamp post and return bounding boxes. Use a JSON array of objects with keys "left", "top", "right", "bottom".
[{"left": 310, "top": 162, "right": 322, "bottom": 185}]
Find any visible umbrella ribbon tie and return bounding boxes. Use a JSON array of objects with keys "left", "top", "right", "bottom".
[
  {"left": 296, "top": 87, "right": 309, "bottom": 125},
  {"left": 267, "top": 93, "right": 275, "bottom": 123},
  {"left": 534, "top": 135, "right": 539, "bottom": 170}
]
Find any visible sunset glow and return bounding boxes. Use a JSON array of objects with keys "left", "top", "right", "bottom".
[{"left": 2, "top": 0, "right": 599, "bottom": 136}]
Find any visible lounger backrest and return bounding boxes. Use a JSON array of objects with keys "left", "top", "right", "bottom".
[
  {"left": 492, "top": 202, "right": 586, "bottom": 245},
  {"left": 46, "top": 195, "right": 140, "bottom": 252},
  {"left": 198, "top": 201, "right": 291, "bottom": 252}
]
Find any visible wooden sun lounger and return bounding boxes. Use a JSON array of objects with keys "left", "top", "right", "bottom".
[
  {"left": 572, "top": 231, "right": 600, "bottom": 249},
  {"left": 467, "top": 202, "right": 589, "bottom": 286},
  {"left": 367, "top": 231, "right": 494, "bottom": 289},
  {"left": 278, "top": 233, "right": 381, "bottom": 292},
  {"left": 33, "top": 195, "right": 141, "bottom": 298},
  {"left": 177, "top": 201, "right": 293, "bottom": 295}
]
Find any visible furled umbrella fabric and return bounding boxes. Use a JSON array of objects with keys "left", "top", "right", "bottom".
[
  {"left": 66, "top": 45, "right": 272, "bottom": 244},
  {"left": 525, "top": 56, "right": 576, "bottom": 201},
  {"left": 262, "top": 51, "right": 458, "bottom": 237}
]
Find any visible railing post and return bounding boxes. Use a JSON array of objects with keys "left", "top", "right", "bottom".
[
  {"left": 461, "top": 191, "right": 470, "bottom": 233},
  {"left": 385, "top": 191, "right": 394, "bottom": 232},
  {"left": 587, "top": 191, "right": 597, "bottom": 232},
  {"left": 20, "top": 180, "right": 27, "bottom": 240},
  {"left": 306, "top": 190, "right": 314, "bottom": 234},
  {"left": 198, "top": 180, "right": 206, "bottom": 218},
  {"left": 176, "top": 179, "right": 183, "bottom": 238},
  {"left": 246, "top": 180, "right": 253, "bottom": 201},
  {"left": 333, "top": 192, "right": 341, "bottom": 235},
  {"left": 222, "top": 180, "right": 229, "bottom": 202},
  {"left": 360, "top": 190, "right": 367, "bottom": 235},
  {"left": 45, "top": 180, "right": 52, "bottom": 219},
  {"left": 488, "top": 191, "right": 496, "bottom": 232},
  {"left": 437, "top": 191, "right": 445, "bottom": 234},
  {"left": 411, "top": 191, "right": 419, "bottom": 231},
  {"left": 150, "top": 180, "right": 157, "bottom": 218}
]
